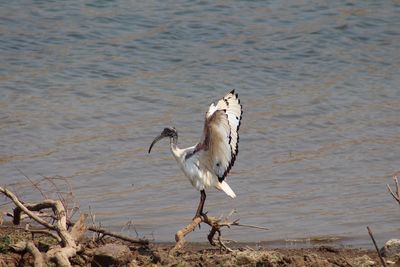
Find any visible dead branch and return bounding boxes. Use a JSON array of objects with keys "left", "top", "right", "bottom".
[
  {"left": 387, "top": 174, "right": 400, "bottom": 205},
  {"left": 85, "top": 225, "right": 149, "bottom": 245},
  {"left": 170, "top": 210, "right": 268, "bottom": 255},
  {"left": 67, "top": 217, "right": 148, "bottom": 244},
  {"left": 367, "top": 226, "right": 387, "bottom": 267},
  {"left": 219, "top": 218, "right": 269, "bottom": 231}
]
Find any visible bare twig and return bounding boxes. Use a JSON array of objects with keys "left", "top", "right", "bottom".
[
  {"left": 42, "top": 175, "right": 67, "bottom": 211},
  {"left": 367, "top": 226, "right": 387, "bottom": 267},
  {"left": 88, "top": 205, "right": 97, "bottom": 241},
  {"left": 17, "top": 168, "right": 47, "bottom": 199},
  {"left": 387, "top": 174, "right": 400, "bottom": 205},
  {"left": 220, "top": 218, "right": 270, "bottom": 231},
  {"left": 172, "top": 216, "right": 203, "bottom": 253}
]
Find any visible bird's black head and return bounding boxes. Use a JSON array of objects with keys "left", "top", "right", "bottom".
[
  {"left": 160, "top": 127, "right": 177, "bottom": 138},
  {"left": 148, "top": 127, "right": 178, "bottom": 153}
]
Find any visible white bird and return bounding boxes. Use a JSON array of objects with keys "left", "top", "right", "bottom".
[{"left": 148, "top": 90, "right": 243, "bottom": 218}]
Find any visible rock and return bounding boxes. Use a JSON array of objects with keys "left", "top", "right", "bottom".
[
  {"left": 259, "top": 251, "right": 287, "bottom": 266},
  {"left": 92, "top": 243, "right": 131, "bottom": 267},
  {"left": 127, "top": 259, "right": 140, "bottom": 267},
  {"left": 318, "top": 245, "right": 339, "bottom": 253},
  {"left": 302, "top": 253, "right": 331, "bottom": 267},
  {"left": 381, "top": 239, "right": 400, "bottom": 257},
  {"left": 353, "top": 255, "right": 375, "bottom": 267},
  {"left": 222, "top": 251, "right": 288, "bottom": 267}
]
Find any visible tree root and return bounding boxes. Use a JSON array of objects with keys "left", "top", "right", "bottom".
[{"left": 11, "top": 241, "right": 45, "bottom": 267}]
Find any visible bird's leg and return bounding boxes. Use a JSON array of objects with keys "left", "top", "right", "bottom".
[{"left": 193, "top": 190, "right": 206, "bottom": 220}]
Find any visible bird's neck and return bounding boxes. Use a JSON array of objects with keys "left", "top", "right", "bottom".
[
  {"left": 169, "top": 136, "right": 179, "bottom": 156},
  {"left": 170, "top": 141, "right": 183, "bottom": 163}
]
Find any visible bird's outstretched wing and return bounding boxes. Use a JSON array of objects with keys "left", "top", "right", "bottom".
[{"left": 199, "top": 90, "right": 242, "bottom": 182}]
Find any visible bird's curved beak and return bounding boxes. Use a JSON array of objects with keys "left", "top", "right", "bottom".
[{"left": 148, "top": 134, "right": 166, "bottom": 153}]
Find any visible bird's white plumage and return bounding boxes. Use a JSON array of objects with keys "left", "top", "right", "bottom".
[
  {"left": 167, "top": 90, "right": 242, "bottom": 198},
  {"left": 202, "top": 90, "right": 242, "bottom": 182}
]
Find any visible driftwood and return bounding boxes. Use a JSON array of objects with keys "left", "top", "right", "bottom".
[
  {"left": 170, "top": 210, "right": 268, "bottom": 255},
  {"left": 0, "top": 186, "right": 85, "bottom": 267},
  {"left": 1, "top": 185, "right": 149, "bottom": 266}
]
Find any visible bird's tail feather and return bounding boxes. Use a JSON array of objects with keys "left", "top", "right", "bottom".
[{"left": 217, "top": 181, "right": 236, "bottom": 198}]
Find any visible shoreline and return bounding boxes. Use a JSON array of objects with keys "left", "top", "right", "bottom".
[{"left": 0, "top": 224, "right": 384, "bottom": 266}]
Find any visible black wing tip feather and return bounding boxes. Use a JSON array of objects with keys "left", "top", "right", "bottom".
[
  {"left": 218, "top": 93, "right": 243, "bottom": 183},
  {"left": 229, "top": 89, "right": 239, "bottom": 99}
]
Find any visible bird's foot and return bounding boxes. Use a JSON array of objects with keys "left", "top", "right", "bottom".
[
  {"left": 192, "top": 211, "right": 208, "bottom": 221},
  {"left": 193, "top": 211, "right": 208, "bottom": 229}
]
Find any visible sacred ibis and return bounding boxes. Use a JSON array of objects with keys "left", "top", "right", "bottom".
[{"left": 148, "top": 90, "right": 243, "bottom": 218}]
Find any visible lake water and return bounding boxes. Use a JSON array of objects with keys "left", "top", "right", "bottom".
[{"left": 1, "top": 0, "right": 400, "bottom": 248}]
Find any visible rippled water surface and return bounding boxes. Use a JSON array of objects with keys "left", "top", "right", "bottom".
[{"left": 1, "top": 0, "right": 400, "bottom": 247}]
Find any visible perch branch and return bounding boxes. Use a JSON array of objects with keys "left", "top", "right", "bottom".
[
  {"left": 172, "top": 216, "right": 203, "bottom": 252},
  {"left": 170, "top": 210, "right": 268, "bottom": 254}
]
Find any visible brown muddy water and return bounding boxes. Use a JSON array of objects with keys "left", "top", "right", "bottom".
[{"left": 1, "top": 0, "right": 400, "bottom": 247}]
